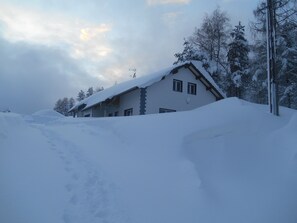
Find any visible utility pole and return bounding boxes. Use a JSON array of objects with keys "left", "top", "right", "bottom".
[{"left": 266, "top": 0, "right": 279, "bottom": 116}]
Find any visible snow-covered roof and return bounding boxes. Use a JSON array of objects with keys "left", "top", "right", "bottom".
[{"left": 70, "top": 61, "right": 225, "bottom": 112}]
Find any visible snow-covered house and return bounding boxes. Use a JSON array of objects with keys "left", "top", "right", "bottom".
[{"left": 69, "top": 61, "right": 225, "bottom": 117}]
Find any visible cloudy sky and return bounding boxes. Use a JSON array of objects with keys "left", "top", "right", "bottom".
[{"left": 0, "top": 0, "right": 260, "bottom": 114}]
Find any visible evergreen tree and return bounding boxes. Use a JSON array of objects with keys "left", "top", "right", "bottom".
[
  {"left": 77, "top": 90, "right": 85, "bottom": 102},
  {"left": 227, "top": 22, "right": 250, "bottom": 98},
  {"left": 277, "top": 20, "right": 297, "bottom": 108},
  {"left": 86, "top": 87, "right": 94, "bottom": 97},
  {"left": 249, "top": 40, "right": 268, "bottom": 104}
]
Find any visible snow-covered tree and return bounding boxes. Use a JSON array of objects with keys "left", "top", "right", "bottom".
[
  {"left": 86, "top": 87, "right": 94, "bottom": 97},
  {"left": 54, "top": 98, "right": 70, "bottom": 116},
  {"left": 95, "top": 86, "right": 104, "bottom": 92},
  {"left": 174, "top": 39, "right": 205, "bottom": 64},
  {"left": 227, "top": 22, "right": 250, "bottom": 98},
  {"left": 174, "top": 7, "right": 231, "bottom": 93},
  {"left": 277, "top": 20, "right": 297, "bottom": 108},
  {"left": 69, "top": 97, "right": 75, "bottom": 110},
  {"left": 251, "top": 0, "right": 297, "bottom": 108},
  {"left": 249, "top": 40, "right": 269, "bottom": 104},
  {"left": 54, "top": 99, "right": 63, "bottom": 114},
  {"left": 174, "top": 7, "right": 231, "bottom": 66},
  {"left": 190, "top": 7, "right": 231, "bottom": 69},
  {"left": 77, "top": 90, "right": 85, "bottom": 102}
]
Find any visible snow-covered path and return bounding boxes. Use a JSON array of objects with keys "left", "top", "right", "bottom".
[{"left": 31, "top": 122, "right": 127, "bottom": 223}]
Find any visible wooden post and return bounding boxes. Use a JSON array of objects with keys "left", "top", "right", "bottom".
[{"left": 266, "top": 0, "right": 279, "bottom": 116}]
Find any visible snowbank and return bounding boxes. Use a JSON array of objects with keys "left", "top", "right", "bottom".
[
  {"left": 1, "top": 98, "right": 297, "bottom": 223},
  {"left": 25, "top": 109, "right": 65, "bottom": 123},
  {"left": 32, "top": 109, "right": 65, "bottom": 117}
]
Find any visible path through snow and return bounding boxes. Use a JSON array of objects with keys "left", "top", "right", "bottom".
[{"left": 30, "top": 121, "right": 128, "bottom": 223}]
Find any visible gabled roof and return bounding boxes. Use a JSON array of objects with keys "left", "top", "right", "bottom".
[{"left": 69, "top": 61, "right": 225, "bottom": 112}]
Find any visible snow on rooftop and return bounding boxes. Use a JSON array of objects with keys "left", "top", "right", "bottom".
[{"left": 71, "top": 61, "right": 225, "bottom": 111}]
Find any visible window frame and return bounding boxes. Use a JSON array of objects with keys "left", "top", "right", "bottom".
[
  {"left": 173, "top": 79, "right": 183, "bottom": 92},
  {"left": 187, "top": 82, "right": 197, "bottom": 95},
  {"left": 159, "top": 108, "right": 176, "bottom": 113},
  {"left": 124, "top": 108, "right": 133, "bottom": 116}
]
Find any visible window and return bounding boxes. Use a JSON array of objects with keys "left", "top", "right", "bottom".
[
  {"left": 159, "top": 108, "right": 176, "bottom": 113},
  {"left": 173, "top": 79, "right": 183, "bottom": 92},
  {"left": 187, "top": 82, "right": 197, "bottom": 95},
  {"left": 124, "top": 108, "right": 133, "bottom": 116}
]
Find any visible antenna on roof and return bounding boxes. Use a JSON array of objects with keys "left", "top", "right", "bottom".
[{"left": 129, "top": 68, "right": 136, "bottom": 78}]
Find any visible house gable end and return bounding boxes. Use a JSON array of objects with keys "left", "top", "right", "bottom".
[
  {"left": 167, "top": 62, "right": 224, "bottom": 101},
  {"left": 187, "top": 63, "right": 224, "bottom": 100}
]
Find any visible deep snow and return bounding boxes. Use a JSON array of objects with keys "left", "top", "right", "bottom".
[{"left": 1, "top": 98, "right": 297, "bottom": 223}]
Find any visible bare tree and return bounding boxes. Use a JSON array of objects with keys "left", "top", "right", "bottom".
[{"left": 190, "top": 7, "right": 231, "bottom": 70}]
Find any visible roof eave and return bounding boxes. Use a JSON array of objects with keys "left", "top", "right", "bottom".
[
  {"left": 82, "top": 86, "right": 140, "bottom": 111},
  {"left": 187, "top": 62, "right": 225, "bottom": 100}
]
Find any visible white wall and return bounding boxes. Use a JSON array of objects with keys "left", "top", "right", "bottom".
[
  {"left": 117, "top": 88, "right": 141, "bottom": 116},
  {"left": 82, "top": 89, "right": 141, "bottom": 117},
  {"left": 145, "top": 67, "right": 216, "bottom": 114},
  {"left": 81, "top": 107, "right": 92, "bottom": 117},
  {"left": 83, "top": 88, "right": 141, "bottom": 117}
]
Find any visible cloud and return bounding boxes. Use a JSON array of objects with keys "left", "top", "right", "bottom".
[
  {"left": 0, "top": 4, "right": 113, "bottom": 60},
  {"left": 147, "top": 0, "right": 191, "bottom": 6},
  {"left": 162, "top": 12, "right": 183, "bottom": 27},
  {"left": 0, "top": 1, "right": 191, "bottom": 114},
  {"left": 0, "top": 37, "right": 99, "bottom": 114},
  {"left": 79, "top": 24, "right": 112, "bottom": 41}
]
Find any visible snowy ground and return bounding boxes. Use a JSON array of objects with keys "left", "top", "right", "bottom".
[{"left": 1, "top": 98, "right": 297, "bottom": 223}]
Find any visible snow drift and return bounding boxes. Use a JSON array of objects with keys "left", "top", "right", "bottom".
[{"left": 0, "top": 98, "right": 297, "bottom": 223}]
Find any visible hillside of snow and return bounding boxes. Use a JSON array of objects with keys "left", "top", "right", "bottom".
[{"left": 1, "top": 98, "right": 297, "bottom": 223}]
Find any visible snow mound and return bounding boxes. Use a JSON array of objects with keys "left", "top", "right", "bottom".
[
  {"left": 25, "top": 109, "right": 65, "bottom": 123},
  {"left": 32, "top": 109, "right": 65, "bottom": 117},
  {"left": 1, "top": 98, "right": 297, "bottom": 223}
]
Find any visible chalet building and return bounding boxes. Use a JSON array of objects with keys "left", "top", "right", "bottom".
[{"left": 69, "top": 61, "right": 225, "bottom": 117}]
